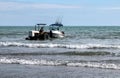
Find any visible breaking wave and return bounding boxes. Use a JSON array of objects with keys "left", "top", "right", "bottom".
[
  {"left": 0, "top": 57, "right": 120, "bottom": 70},
  {"left": 0, "top": 51, "right": 112, "bottom": 56},
  {"left": 0, "top": 41, "right": 120, "bottom": 49}
]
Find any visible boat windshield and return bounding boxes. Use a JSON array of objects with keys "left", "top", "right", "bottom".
[
  {"left": 49, "top": 26, "right": 60, "bottom": 31},
  {"left": 49, "top": 22, "right": 63, "bottom": 31}
]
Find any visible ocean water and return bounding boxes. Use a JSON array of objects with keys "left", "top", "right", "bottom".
[{"left": 1, "top": 26, "right": 120, "bottom": 78}]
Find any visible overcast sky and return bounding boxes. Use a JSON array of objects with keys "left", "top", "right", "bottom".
[{"left": 1, "top": 0, "right": 120, "bottom": 26}]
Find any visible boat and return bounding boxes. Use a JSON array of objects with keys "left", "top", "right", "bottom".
[
  {"left": 26, "top": 22, "right": 64, "bottom": 40},
  {"left": 49, "top": 20, "right": 64, "bottom": 38}
]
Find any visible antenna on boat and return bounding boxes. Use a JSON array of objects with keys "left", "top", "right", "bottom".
[{"left": 54, "top": 17, "right": 62, "bottom": 25}]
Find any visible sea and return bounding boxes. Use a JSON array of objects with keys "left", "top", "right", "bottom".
[{"left": 0, "top": 26, "right": 120, "bottom": 78}]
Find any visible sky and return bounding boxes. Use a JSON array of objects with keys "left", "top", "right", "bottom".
[{"left": 1, "top": 0, "right": 120, "bottom": 26}]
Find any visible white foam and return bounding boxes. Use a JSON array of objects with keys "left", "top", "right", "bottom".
[
  {"left": 0, "top": 57, "right": 62, "bottom": 66},
  {"left": 0, "top": 41, "right": 120, "bottom": 49},
  {"left": 67, "top": 62, "right": 120, "bottom": 69},
  {"left": 0, "top": 57, "right": 120, "bottom": 70}
]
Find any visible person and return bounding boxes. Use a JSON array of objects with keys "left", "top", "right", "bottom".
[
  {"left": 57, "top": 27, "right": 59, "bottom": 30},
  {"left": 39, "top": 27, "right": 44, "bottom": 34},
  {"left": 49, "top": 30, "right": 53, "bottom": 38}
]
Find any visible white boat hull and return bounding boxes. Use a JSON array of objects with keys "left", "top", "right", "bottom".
[{"left": 52, "top": 30, "right": 64, "bottom": 38}]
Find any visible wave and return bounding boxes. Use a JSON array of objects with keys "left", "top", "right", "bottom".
[
  {"left": 0, "top": 51, "right": 112, "bottom": 56},
  {"left": 0, "top": 32, "right": 25, "bottom": 35},
  {"left": 0, "top": 57, "right": 120, "bottom": 70},
  {"left": 0, "top": 41, "right": 120, "bottom": 49}
]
